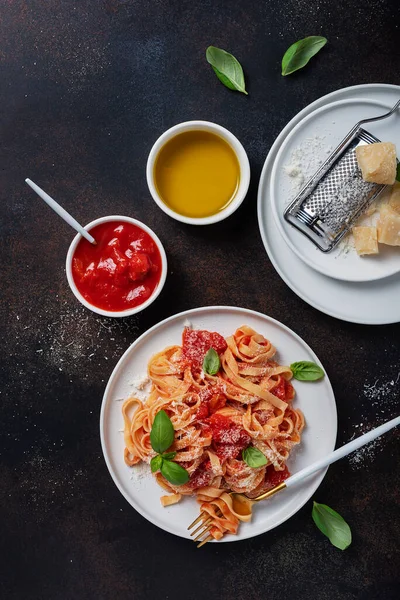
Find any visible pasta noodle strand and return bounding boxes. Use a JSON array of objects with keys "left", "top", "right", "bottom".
[{"left": 122, "top": 326, "right": 305, "bottom": 539}]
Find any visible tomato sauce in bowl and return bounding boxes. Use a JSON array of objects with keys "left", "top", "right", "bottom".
[{"left": 66, "top": 216, "right": 167, "bottom": 316}]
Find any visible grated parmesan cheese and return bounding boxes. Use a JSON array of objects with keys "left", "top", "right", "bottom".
[
  {"left": 130, "top": 374, "right": 150, "bottom": 390},
  {"left": 129, "top": 373, "right": 151, "bottom": 401},
  {"left": 283, "top": 135, "right": 333, "bottom": 197},
  {"left": 283, "top": 136, "right": 399, "bottom": 259},
  {"left": 347, "top": 372, "right": 399, "bottom": 470},
  {"left": 129, "top": 461, "right": 150, "bottom": 482}
]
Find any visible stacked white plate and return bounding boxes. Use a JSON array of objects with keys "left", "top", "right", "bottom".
[{"left": 257, "top": 84, "right": 400, "bottom": 325}]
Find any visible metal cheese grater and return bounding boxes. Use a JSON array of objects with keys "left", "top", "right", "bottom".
[{"left": 284, "top": 99, "right": 400, "bottom": 252}]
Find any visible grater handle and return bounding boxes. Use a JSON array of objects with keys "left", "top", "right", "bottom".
[{"left": 355, "top": 98, "right": 400, "bottom": 129}]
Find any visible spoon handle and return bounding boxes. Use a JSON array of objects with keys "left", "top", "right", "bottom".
[
  {"left": 25, "top": 179, "right": 96, "bottom": 245},
  {"left": 287, "top": 415, "right": 400, "bottom": 488}
]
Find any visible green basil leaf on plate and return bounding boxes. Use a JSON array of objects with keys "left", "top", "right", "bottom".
[
  {"left": 150, "top": 409, "right": 175, "bottom": 454},
  {"left": 290, "top": 361, "right": 324, "bottom": 381},
  {"left": 282, "top": 36, "right": 327, "bottom": 76},
  {"left": 312, "top": 502, "right": 352, "bottom": 550},
  {"left": 396, "top": 162, "right": 400, "bottom": 182},
  {"left": 150, "top": 455, "right": 163, "bottom": 473},
  {"left": 160, "top": 459, "right": 190, "bottom": 486},
  {"left": 242, "top": 446, "right": 268, "bottom": 468},
  {"left": 206, "top": 46, "right": 248, "bottom": 95},
  {"left": 203, "top": 348, "right": 221, "bottom": 375}
]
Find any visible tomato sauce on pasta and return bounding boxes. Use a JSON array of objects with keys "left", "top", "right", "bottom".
[{"left": 122, "top": 326, "right": 305, "bottom": 540}]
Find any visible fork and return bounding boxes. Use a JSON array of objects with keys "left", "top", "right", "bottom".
[{"left": 188, "top": 415, "right": 400, "bottom": 547}]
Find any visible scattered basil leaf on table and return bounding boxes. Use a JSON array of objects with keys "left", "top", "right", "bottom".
[
  {"left": 396, "top": 162, "right": 400, "bottom": 182},
  {"left": 150, "top": 455, "right": 163, "bottom": 473},
  {"left": 282, "top": 36, "right": 327, "bottom": 76},
  {"left": 160, "top": 459, "right": 190, "bottom": 486},
  {"left": 162, "top": 451, "right": 177, "bottom": 460},
  {"left": 290, "top": 361, "right": 324, "bottom": 381},
  {"left": 150, "top": 409, "right": 175, "bottom": 453},
  {"left": 206, "top": 46, "right": 248, "bottom": 95},
  {"left": 203, "top": 348, "right": 221, "bottom": 375},
  {"left": 312, "top": 502, "right": 352, "bottom": 550},
  {"left": 242, "top": 446, "right": 268, "bottom": 468}
]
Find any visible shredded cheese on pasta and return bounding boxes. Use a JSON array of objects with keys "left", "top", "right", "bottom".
[{"left": 122, "top": 326, "right": 305, "bottom": 539}]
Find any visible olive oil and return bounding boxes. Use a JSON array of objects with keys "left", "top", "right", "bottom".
[{"left": 154, "top": 130, "right": 240, "bottom": 218}]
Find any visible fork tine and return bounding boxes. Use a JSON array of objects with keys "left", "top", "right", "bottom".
[
  {"left": 189, "top": 506, "right": 223, "bottom": 547},
  {"left": 197, "top": 534, "right": 213, "bottom": 548},
  {"left": 190, "top": 516, "right": 213, "bottom": 537},
  {"left": 187, "top": 511, "right": 207, "bottom": 530},
  {"left": 193, "top": 522, "right": 214, "bottom": 542}
]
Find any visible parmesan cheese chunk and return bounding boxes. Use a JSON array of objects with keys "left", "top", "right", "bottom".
[
  {"left": 389, "top": 181, "right": 400, "bottom": 214},
  {"left": 364, "top": 202, "right": 377, "bottom": 217},
  {"left": 353, "top": 226, "right": 379, "bottom": 256},
  {"left": 377, "top": 204, "right": 400, "bottom": 246},
  {"left": 355, "top": 142, "right": 397, "bottom": 185}
]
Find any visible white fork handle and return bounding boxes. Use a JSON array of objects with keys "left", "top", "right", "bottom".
[{"left": 286, "top": 415, "right": 400, "bottom": 488}]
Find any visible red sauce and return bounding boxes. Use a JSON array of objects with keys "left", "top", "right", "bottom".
[
  {"left": 207, "top": 413, "right": 250, "bottom": 462},
  {"left": 196, "top": 390, "right": 227, "bottom": 420},
  {"left": 182, "top": 328, "right": 227, "bottom": 368},
  {"left": 271, "top": 377, "right": 294, "bottom": 401},
  {"left": 266, "top": 464, "right": 290, "bottom": 488},
  {"left": 72, "top": 221, "right": 162, "bottom": 312},
  {"left": 255, "top": 409, "right": 273, "bottom": 425},
  {"left": 188, "top": 461, "right": 214, "bottom": 489},
  {"left": 213, "top": 443, "right": 243, "bottom": 461},
  {"left": 196, "top": 402, "right": 210, "bottom": 420}
]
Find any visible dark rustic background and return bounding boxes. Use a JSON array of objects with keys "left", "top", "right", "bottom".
[{"left": 1, "top": 1, "right": 399, "bottom": 599}]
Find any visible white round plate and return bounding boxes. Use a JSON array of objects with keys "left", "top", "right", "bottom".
[
  {"left": 100, "top": 306, "right": 337, "bottom": 543},
  {"left": 258, "top": 84, "right": 400, "bottom": 324},
  {"left": 270, "top": 97, "right": 400, "bottom": 283}
]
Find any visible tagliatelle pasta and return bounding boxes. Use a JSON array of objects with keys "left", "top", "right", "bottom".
[{"left": 122, "top": 326, "right": 305, "bottom": 539}]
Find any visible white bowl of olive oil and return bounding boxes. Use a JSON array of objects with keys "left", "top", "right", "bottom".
[{"left": 146, "top": 120, "right": 250, "bottom": 225}]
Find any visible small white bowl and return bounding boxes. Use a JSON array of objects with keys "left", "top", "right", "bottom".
[
  {"left": 146, "top": 120, "right": 251, "bottom": 225},
  {"left": 66, "top": 215, "right": 167, "bottom": 318}
]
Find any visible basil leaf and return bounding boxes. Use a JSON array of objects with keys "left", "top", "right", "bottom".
[
  {"left": 160, "top": 459, "right": 190, "bottom": 486},
  {"left": 206, "top": 46, "right": 248, "bottom": 95},
  {"left": 290, "top": 361, "right": 324, "bottom": 381},
  {"left": 282, "top": 36, "right": 327, "bottom": 76},
  {"left": 150, "top": 455, "right": 163, "bottom": 473},
  {"left": 242, "top": 446, "right": 268, "bottom": 468},
  {"left": 396, "top": 162, "right": 400, "bottom": 182},
  {"left": 162, "top": 451, "right": 177, "bottom": 460},
  {"left": 312, "top": 502, "right": 352, "bottom": 550},
  {"left": 203, "top": 348, "right": 221, "bottom": 375},
  {"left": 150, "top": 410, "right": 175, "bottom": 454}
]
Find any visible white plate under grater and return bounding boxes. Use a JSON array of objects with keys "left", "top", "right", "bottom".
[{"left": 269, "top": 97, "right": 400, "bottom": 283}]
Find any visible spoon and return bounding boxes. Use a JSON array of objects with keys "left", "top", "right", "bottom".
[{"left": 25, "top": 179, "right": 96, "bottom": 245}]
